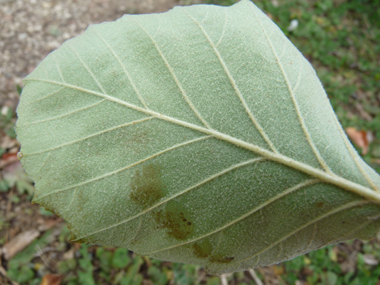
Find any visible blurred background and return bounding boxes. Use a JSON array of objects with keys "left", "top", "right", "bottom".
[{"left": 0, "top": 0, "right": 380, "bottom": 284}]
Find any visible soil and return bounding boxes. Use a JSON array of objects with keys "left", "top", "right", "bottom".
[{"left": 0, "top": 0, "right": 179, "bottom": 109}]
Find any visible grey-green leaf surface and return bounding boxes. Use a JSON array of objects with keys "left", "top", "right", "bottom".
[{"left": 16, "top": 0, "right": 380, "bottom": 275}]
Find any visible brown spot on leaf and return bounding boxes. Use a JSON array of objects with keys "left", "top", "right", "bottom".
[
  {"left": 192, "top": 239, "right": 234, "bottom": 264},
  {"left": 316, "top": 202, "right": 324, "bottom": 208},
  {"left": 130, "top": 164, "right": 164, "bottom": 208},
  {"left": 154, "top": 202, "right": 193, "bottom": 240},
  {"left": 193, "top": 240, "right": 213, "bottom": 258},
  {"left": 209, "top": 255, "right": 235, "bottom": 264}
]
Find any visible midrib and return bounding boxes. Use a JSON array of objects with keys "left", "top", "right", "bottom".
[{"left": 23, "top": 78, "right": 380, "bottom": 204}]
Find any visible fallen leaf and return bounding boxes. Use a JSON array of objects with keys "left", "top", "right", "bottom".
[
  {"left": 1, "top": 106, "right": 10, "bottom": 116},
  {"left": 2, "top": 229, "right": 40, "bottom": 260},
  {"left": 287, "top": 19, "right": 299, "bottom": 31},
  {"left": 40, "top": 274, "right": 64, "bottom": 285},
  {"left": 2, "top": 161, "right": 34, "bottom": 194},
  {"left": 0, "top": 153, "right": 18, "bottom": 169},
  {"left": 0, "top": 135, "right": 18, "bottom": 150},
  {"left": 37, "top": 218, "right": 63, "bottom": 232},
  {"left": 1, "top": 153, "right": 17, "bottom": 161},
  {"left": 363, "top": 254, "right": 379, "bottom": 266},
  {"left": 271, "top": 0, "right": 279, "bottom": 7},
  {"left": 345, "top": 127, "right": 372, "bottom": 155},
  {"left": 62, "top": 248, "right": 75, "bottom": 260}
]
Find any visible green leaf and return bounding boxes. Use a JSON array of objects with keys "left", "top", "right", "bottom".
[
  {"left": 78, "top": 271, "right": 95, "bottom": 285},
  {"left": 58, "top": 259, "right": 77, "bottom": 274},
  {"left": 17, "top": 265, "right": 35, "bottom": 283},
  {"left": 97, "top": 248, "right": 113, "bottom": 272},
  {"left": 0, "top": 179, "right": 10, "bottom": 192},
  {"left": 121, "top": 257, "right": 144, "bottom": 285},
  {"left": 206, "top": 277, "right": 221, "bottom": 285},
  {"left": 17, "top": 84, "right": 23, "bottom": 95},
  {"left": 112, "top": 248, "right": 131, "bottom": 269},
  {"left": 147, "top": 266, "right": 168, "bottom": 285},
  {"left": 16, "top": 0, "right": 380, "bottom": 275},
  {"left": 324, "top": 271, "right": 338, "bottom": 285}
]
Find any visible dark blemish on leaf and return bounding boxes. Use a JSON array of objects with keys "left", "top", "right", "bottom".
[
  {"left": 210, "top": 255, "right": 235, "bottom": 264},
  {"left": 66, "top": 221, "right": 92, "bottom": 244},
  {"left": 315, "top": 202, "right": 324, "bottom": 208},
  {"left": 192, "top": 239, "right": 234, "bottom": 264},
  {"left": 67, "top": 222, "right": 98, "bottom": 245},
  {"left": 192, "top": 240, "right": 213, "bottom": 258},
  {"left": 154, "top": 202, "right": 193, "bottom": 240},
  {"left": 130, "top": 164, "right": 164, "bottom": 208}
]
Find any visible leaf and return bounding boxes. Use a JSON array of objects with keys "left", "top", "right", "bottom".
[
  {"left": 41, "top": 274, "right": 64, "bottom": 285},
  {"left": 112, "top": 248, "right": 131, "bottom": 269},
  {"left": 16, "top": 0, "right": 380, "bottom": 275},
  {"left": 2, "top": 229, "right": 40, "bottom": 260},
  {"left": 345, "top": 127, "right": 372, "bottom": 155}
]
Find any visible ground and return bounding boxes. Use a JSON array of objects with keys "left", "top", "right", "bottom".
[{"left": 1, "top": 0, "right": 380, "bottom": 284}]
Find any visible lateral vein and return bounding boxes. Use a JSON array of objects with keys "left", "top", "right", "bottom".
[
  {"left": 33, "top": 135, "right": 212, "bottom": 202},
  {"left": 220, "top": 200, "right": 371, "bottom": 270},
  {"left": 23, "top": 78, "right": 380, "bottom": 204},
  {"left": 17, "top": 99, "right": 106, "bottom": 127},
  {"left": 249, "top": 5, "right": 332, "bottom": 173},
  {"left": 185, "top": 10, "right": 278, "bottom": 153},
  {"left": 332, "top": 114, "right": 380, "bottom": 192},
  {"left": 24, "top": 116, "right": 154, "bottom": 157},
  {"left": 71, "top": 157, "right": 265, "bottom": 241},
  {"left": 67, "top": 44, "right": 107, "bottom": 94},
  {"left": 92, "top": 29, "right": 149, "bottom": 109},
  {"left": 17, "top": 87, "right": 65, "bottom": 109},
  {"left": 132, "top": 18, "right": 211, "bottom": 129},
  {"left": 325, "top": 214, "right": 380, "bottom": 246},
  {"left": 145, "top": 179, "right": 319, "bottom": 255}
]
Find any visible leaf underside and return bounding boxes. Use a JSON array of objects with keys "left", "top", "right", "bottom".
[{"left": 16, "top": 0, "right": 380, "bottom": 275}]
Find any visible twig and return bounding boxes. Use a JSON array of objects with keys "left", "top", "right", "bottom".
[
  {"left": 36, "top": 245, "right": 57, "bottom": 272},
  {"left": 248, "top": 269, "right": 264, "bottom": 285},
  {"left": 33, "top": 247, "right": 57, "bottom": 257},
  {"left": 194, "top": 267, "right": 206, "bottom": 285},
  {"left": 0, "top": 265, "right": 19, "bottom": 285},
  {"left": 5, "top": 187, "right": 13, "bottom": 220},
  {"left": 220, "top": 274, "right": 229, "bottom": 285}
]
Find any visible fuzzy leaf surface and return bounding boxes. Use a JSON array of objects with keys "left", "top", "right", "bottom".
[{"left": 16, "top": 0, "right": 380, "bottom": 275}]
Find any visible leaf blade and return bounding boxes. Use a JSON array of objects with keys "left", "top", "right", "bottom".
[{"left": 17, "top": 0, "right": 380, "bottom": 275}]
